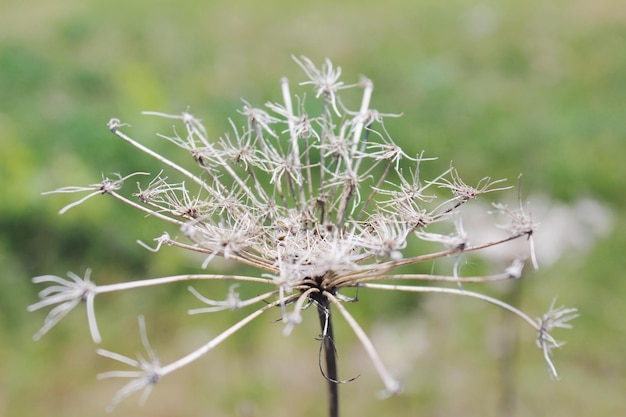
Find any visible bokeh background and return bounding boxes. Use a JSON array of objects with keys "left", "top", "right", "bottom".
[{"left": 1, "top": 0, "right": 625, "bottom": 416}]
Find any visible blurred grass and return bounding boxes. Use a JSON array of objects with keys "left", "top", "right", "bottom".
[{"left": 1, "top": 0, "right": 625, "bottom": 416}]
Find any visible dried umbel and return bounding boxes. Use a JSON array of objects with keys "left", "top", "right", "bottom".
[{"left": 30, "top": 56, "right": 577, "bottom": 416}]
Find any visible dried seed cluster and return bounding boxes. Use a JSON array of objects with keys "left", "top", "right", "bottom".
[{"left": 30, "top": 56, "right": 577, "bottom": 410}]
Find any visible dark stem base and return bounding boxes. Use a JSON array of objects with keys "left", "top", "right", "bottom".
[{"left": 317, "top": 301, "right": 339, "bottom": 417}]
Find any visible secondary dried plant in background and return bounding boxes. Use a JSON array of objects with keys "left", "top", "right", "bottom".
[{"left": 29, "top": 56, "right": 578, "bottom": 417}]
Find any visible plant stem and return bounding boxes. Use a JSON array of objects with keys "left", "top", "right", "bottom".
[
  {"left": 497, "top": 279, "right": 522, "bottom": 417},
  {"left": 317, "top": 301, "right": 339, "bottom": 417}
]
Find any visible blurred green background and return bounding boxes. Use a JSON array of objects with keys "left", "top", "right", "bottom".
[{"left": 1, "top": 0, "right": 625, "bottom": 416}]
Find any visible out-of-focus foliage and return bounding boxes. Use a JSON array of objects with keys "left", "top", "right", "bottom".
[{"left": 1, "top": 0, "right": 625, "bottom": 416}]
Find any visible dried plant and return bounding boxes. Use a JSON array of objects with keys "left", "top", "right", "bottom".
[{"left": 29, "top": 56, "right": 578, "bottom": 416}]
